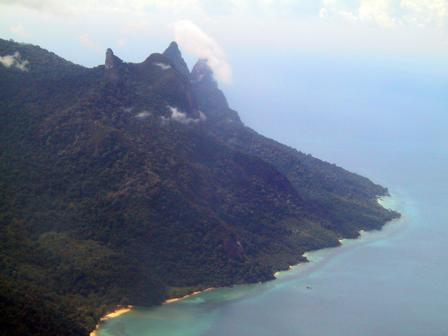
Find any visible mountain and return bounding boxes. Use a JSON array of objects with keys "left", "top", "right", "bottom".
[{"left": 0, "top": 38, "right": 399, "bottom": 336}]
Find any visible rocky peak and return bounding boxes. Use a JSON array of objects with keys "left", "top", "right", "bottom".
[
  {"left": 191, "top": 59, "right": 216, "bottom": 87},
  {"left": 190, "top": 58, "right": 242, "bottom": 124},
  {"left": 162, "top": 41, "right": 190, "bottom": 79},
  {"left": 105, "top": 48, "right": 123, "bottom": 70}
]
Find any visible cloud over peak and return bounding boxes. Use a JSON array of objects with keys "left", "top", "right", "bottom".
[{"left": 172, "top": 20, "right": 232, "bottom": 84}]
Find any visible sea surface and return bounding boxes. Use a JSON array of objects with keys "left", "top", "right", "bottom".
[{"left": 98, "top": 57, "right": 448, "bottom": 336}]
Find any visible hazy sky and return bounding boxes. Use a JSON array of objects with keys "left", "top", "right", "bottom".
[
  {"left": 1, "top": 0, "right": 447, "bottom": 176},
  {"left": 1, "top": 0, "right": 447, "bottom": 82}
]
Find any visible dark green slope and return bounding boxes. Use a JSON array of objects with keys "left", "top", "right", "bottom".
[
  {"left": 190, "top": 59, "right": 395, "bottom": 238},
  {"left": 0, "top": 39, "right": 399, "bottom": 336}
]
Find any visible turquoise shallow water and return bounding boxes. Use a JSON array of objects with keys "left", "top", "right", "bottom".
[
  {"left": 98, "top": 65, "right": 448, "bottom": 335},
  {"left": 98, "top": 154, "right": 448, "bottom": 336}
]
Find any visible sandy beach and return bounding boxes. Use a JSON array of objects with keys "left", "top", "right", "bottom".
[
  {"left": 90, "top": 288, "right": 216, "bottom": 335},
  {"left": 90, "top": 306, "right": 133, "bottom": 336},
  {"left": 163, "top": 288, "right": 215, "bottom": 304}
]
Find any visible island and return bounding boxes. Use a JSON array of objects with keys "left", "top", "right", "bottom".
[{"left": 0, "top": 38, "right": 399, "bottom": 336}]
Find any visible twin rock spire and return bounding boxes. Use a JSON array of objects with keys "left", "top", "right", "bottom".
[{"left": 104, "top": 41, "right": 213, "bottom": 85}]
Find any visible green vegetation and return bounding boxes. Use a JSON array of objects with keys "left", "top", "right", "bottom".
[{"left": 0, "top": 39, "right": 399, "bottom": 336}]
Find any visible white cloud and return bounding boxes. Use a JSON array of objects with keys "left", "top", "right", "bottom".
[
  {"left": 0, "top": 0, "right": 206, "bottom": 16},
  {"left": 319, "top": 7, "right": 329, "bottom": 18},
  {"left": 338, "top": 10, "right": 360, "bottom": 23},
  {"left": 9, "top": 23, "right": 29, "bottom": 37},
  {"left": 401, "top": 0, "right": 448, "bottom": 28},
  {"left": 359, "top": 0, "right": 398, "bottom": 27},
  {"left": 116, "top": 38, "right": 126, "bottom": 48},
  {"left": 1, "top": 0, "right": 447, "bottom": 69},
  {"left": 163, "top": 106, "right": 206, "bottom": 124},
  {"left": 320, "top": 0, "right": 448, "bottom": 29},
  {"left": 154, "top": 62, "right": 172, "bottom": 70},
  {"left": 136, "top": 111, "right": 151, "bottom": 118},
  {"left": 198, "top": 111, "right": 207, "bottom": 121},
  {"left": 79, "top": 33, "right": 102, "bottom": 53},
  {"left": 320, "top": 0, "right": 397, "bottom": 28},
  {"left": 0, "top": 0, "right": 61, "bottom": 10},
  {"left": 2, "top": 0, "right": 447, "bottom": 31},
  {"left": 0, "top": 52, "right": 29, "bottom": 71},
  {"left": 0, "top": 54, "right": 16, "bottom": 68},
  {"left": 172, "top": 20, "right": 232, "bottom": 84}
]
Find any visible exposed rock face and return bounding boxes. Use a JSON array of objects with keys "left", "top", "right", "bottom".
[
  {"left": 191, "top": 59, "right": 241, "bottom": 124},
  {"left": 191, "top": 59, "right": 216, "bottom": 86},
  {"left": 104, "top": 48, "right": 124, "bottom": 82},
  {"left": 105, "top": 48, "right": 122, "bottom": 69},
  {"left": 163, "top": 41, "right": 190, "bottom": 79}
]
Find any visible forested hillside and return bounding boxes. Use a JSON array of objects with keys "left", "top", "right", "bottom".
[{"left": 0, "top": 38, "right": 399, "bottom": 336}]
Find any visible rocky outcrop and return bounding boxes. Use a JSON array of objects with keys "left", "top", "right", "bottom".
[{"left": 163, "top": 41, "right": 190, "bottom": 79}]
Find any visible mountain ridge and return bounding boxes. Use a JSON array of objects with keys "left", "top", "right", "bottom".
[{"left": 0, "top": 38, "right": 399, "bottom": 336}]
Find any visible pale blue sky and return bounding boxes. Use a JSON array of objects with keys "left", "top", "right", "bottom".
[{"left": 1, "top": 0, "right": 447, "bottom": 82}]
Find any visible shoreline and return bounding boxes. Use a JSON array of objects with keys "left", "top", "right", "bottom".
[
  {"left": 90, "top": 306, "right": 133, "bottom": 336},
  {"left": 92, "top": 193, "right": 399, "bottom": 335},
  {"left": 90, "top": 288, "right": 215, "bottom": 335},
  {"left": 274, "top": 193, "right": 400, "bottom": 279},
  {"left": 163, "top": 287, "right": 215, "bottom": 304}
]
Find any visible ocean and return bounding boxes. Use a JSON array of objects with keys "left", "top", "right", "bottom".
[{"left": 97, "top": 54, "right": 448, "bottom": 336}]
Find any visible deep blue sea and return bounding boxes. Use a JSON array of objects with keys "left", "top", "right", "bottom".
[{"left": 98, "top": 55, "right": 448, "bottom": 336}]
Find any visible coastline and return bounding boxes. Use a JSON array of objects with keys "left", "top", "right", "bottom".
[
  {"left": 90, "top": 306, "right": 133, "bottom": 336},
  {"left": 90, "top": 288, "right": 215, "bottom": 335},
  {"left": 163, "top": 287, "right": 215, "bottom": 304},
  {"left": 274, "top": 193, "right": 400, "bottom": 279},
  {"left": 92, "top": 193, "right": 399, "bottom": 335}
]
